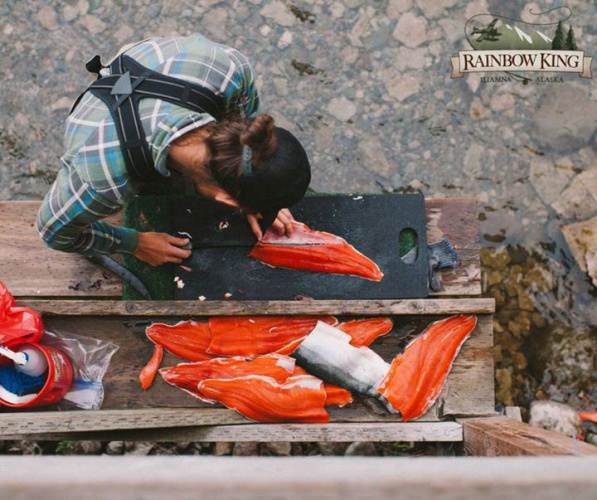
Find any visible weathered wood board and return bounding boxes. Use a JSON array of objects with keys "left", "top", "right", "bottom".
[
  {"left": 461, "top": 417, "right": 597, "bottom": 456},
  {"left": 0, "top": 305, "right": 494, "bottom": 439},
  {"left": 0, "top": 198, "right": 480, "bottom": 298},
  {"left": 0, "top": 201, "right": 122, "bottom": 297}
]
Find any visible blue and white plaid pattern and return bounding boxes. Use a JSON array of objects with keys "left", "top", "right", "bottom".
[{"left": 37, "top": 33, "right": 260, "bottom": 255}]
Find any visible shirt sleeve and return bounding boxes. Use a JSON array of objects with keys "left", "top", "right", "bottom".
[{"left": 36, "top": 162, "right": 139, "bottom": 256}]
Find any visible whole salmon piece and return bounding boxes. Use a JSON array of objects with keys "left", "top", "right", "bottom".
[
  {"left": 249, "top": 221, "right": 383, "bottom": 282},
  {"left": 197, "top": 374, "right": 330, "bottom": 423},
  {"left": 377, "top": 314, "right": 477, "bottom": 421},
  {"left": 292, "top": 321, "right": 390, "bottom": 398}
]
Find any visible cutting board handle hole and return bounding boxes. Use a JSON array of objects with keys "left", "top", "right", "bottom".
[{"left": 399, "top": 228, "right": 418, "bottom": 264}]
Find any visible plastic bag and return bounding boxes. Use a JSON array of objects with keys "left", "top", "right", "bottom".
[{"left": 42, "top": 330, "right": 119, "bottom": 410}]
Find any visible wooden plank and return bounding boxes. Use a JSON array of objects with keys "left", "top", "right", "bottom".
[
  {"left": 0, "top": 201, "right": 122, "bottom": 297},
  {"left": 0, "top": 421, "right": 463, "bottom": 443},
  {"left": 0, "top": 409, "right": 246, "bottom": 436},
  {"left": 24, "top": 298, "right": 495, "bottom": 316},
  {"left": 4, "top": 198, "right": 480, "bottom": 298},
  {"left": 1, "top": 456, "right": 596, "bottom": 500},
  {"left": 461, "top": 417, "right": 597, "bottom": 456},
  {"left": 426, "top": 198, "right": 481, "bottom": 296},
  {"left": 439, "top": 315, "right": 495, "bottom": 417},
  {"left": 39, "top": 314, "right": 492, "bottom": 422}
]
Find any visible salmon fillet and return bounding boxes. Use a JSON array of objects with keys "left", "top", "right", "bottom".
[{"left": 249, "top": 221, "right": 383, "bottom": 282}]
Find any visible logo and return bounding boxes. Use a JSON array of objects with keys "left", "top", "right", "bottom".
[{"left": 450, "top": 7, "right": 592, "bottom": 81}]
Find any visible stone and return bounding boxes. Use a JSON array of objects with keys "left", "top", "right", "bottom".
[
  {"left": 329, "top": 2, "right": 345, "bottom": 18},
  {"left": 480, "top": 247, "right": 511, "bottom": 270},
  {"left": 259, "top": 25, "right": 271, "bottom": 36},
  {"left": 386, "top": 0, "right": 413, "bottom": 18},
  {"left": 529, "top": 157, "right": 576, "bottom": 206},
  {"left": 392, "top": 13, "right": 427, "bottom": 48},
  {"left": 357, "top": 137, "right": 392, "bottom": 177},
  {"left": 62, "top": 4, "right": 80, "bottom": 22},
  {"left": 113, "top": 25, "right": 135, "bottom": 44},
  {"left": 37, "top": 5, "right": 59, "bottom": 30},
  {"left": 9, "top": 441, "right": 42, "bottom": 455},
  {"left": 213, "top": 442, "right": 233, "bottom": 456},
  {"left": 344, "top": 441, "right": 377, "bottom": 456},
  {"left": 260, "top": 441, "right": 292, "bottom": 455},
  {"left": 67, "top": 440, "right": 103, "bottom": 455},
  {"left": 260, "top": 1, "right": 295, "bottom": 27},
  {"left": 232, "top": 441, "right": 259, "bottom": 455},
  {"left": 469, "top": 97, "right": 489, "bottom": 120},
  {"left": 327, "top": 96, "right": 357, "bottom": 122},
  {"left": 495, "top": 368, "right": 513, "bottom": 406},
  {"left": 415, "top": 0, "right": 459, "bottom": 19},
  {"left": 277, "top": 30, "right": 293, "bottom": 49},
  {"left": 532, "top": 84, "right": 597, "bottom": 153},
  {"left": 561, "top": 215, "right": 597, "bottom": 287},
  {"left": 105, "top": 441, "right": 124, "bottom": 455},
  {"left": 79, "top": 14, "right": 107, "bottom": 34},
  {"left": 490, "top": 92, "right": 515, "bottom": 112},
  {"left": 552, "top": 168, "right": 597, "bottom": 221},
  {"left": 203, "top": 8, "right": 228, "bottom": 39},
  {"left": 386, "top": 74, "right": 421, "bottom": 102},
  {"left": 124, "top": 441, "right": 154, "bottom": 455},
  {"left": 529, "top": 400, "right": 580, "bottom": 438}
]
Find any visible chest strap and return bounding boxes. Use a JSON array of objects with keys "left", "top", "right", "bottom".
[{"left": 70, "top": 54, "right": 225, "bottom": 181}]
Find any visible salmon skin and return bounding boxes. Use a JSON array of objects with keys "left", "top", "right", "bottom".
[
  {"left": 377, "top": 314, "right": 477, "bottom": 421},
  {"left": 249, "top": 221, "right": 383, "bottom": 282},
  {"left": 292, "top": 321, "right": 390, "bottom": 399},
  {"left": 196, "top": 374, "right": 330, "bottom": 423},
  {"left": 338, "top": 318, "right": 393, "bottom": 347},
  {"left": 146, "top": 321, "right": 211, "bottom": 361},
  {"left": 139, "top": 344, "right": 164, "bottom": 390},
  {"left": 160, "top": 354, "right": 295, "bottom": 400},
  {"left": 207, "top": 316, "right": 337, "bottom": 357}
]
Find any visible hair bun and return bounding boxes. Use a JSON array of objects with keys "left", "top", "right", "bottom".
[{"left": 241, "top": 114, "right": 276, "bottom": 159}]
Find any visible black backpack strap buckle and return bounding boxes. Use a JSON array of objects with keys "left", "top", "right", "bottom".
[{"left": 85, "top": 55, "right": 106, "bottom": 79}]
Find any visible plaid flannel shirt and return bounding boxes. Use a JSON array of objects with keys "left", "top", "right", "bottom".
[{"left": 36, "top": 33, "right": 260, "bottom": 256}]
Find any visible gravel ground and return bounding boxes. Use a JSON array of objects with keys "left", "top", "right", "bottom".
[{"left": 0, "top": 0, "right": 596, "bottom": 453}]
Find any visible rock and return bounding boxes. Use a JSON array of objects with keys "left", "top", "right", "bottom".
[
  {"left": 113, "top": 25, "right": 135, "bottom": 43},
  {"left": 67, "top": 440, "right": 103, "bottom": 455},
  {"left": 260, "top": 441, "right": 292, "bottom": 456},
  {"left": 512, "top": 352, "right": 528, "bottom": 370},
  {"left": 203, "top": 8, "right": 228, "bottom": 39},
  {"left": 213, "top": 442, "right": 233, "bottom": 456},
  {"left": 490, "top": 92, "right": 515, "bottom": 112},
  {"left": 317, "top": 442, "right": 349, "bottom": 455},
  {"left": 386, "top": 74, "right": 421, "bottom": 102},
  {"left": 105, "top": 441, "right": 124, "bottom": 455},
  {"left": 552, "top": 168, "right": 597, "bottom": 221},
  {"left": 415, "top": 0, "right": 459, "bottom": 19},
  {"left": 260, "top": 1, "right": 295, "bottom": 27},
  {"left": 463, "top": 142, "right": 484, "bottom": 177},
  {"left": 124, "top": 441, "right": 154, "bottom": 455},
  {"left": 62, "top": 4, "right": 80, "bottom": 22},
  {"left": 495, "top": 368, "right": 513, "bottom": 406},
  {"left": 386, "top": 0, "right": 413, "bottom": 18},
  {"left": 232, "top": 441, "right": 259, "bottom": 455},
  {"left": 529, "top": 157, "right": 576, "bottom": 206},
  {"left": 529, "top": 400, "right": 580, "bottom": 438},
  {"left": 345, "top": 441, "right": 377, "bottom": 456},
  {"left": 532, "top": 84, "right": 597, "bottom": 153},
  {"left": 586, "top": 433, "right": 597, "bottom": 446},
  {"left": 327, "top": 96, "right": 356, "bottom": 122},
  {"left": 51, "top": 97, "right": 74, "bottom": 111},
  {"left": 480, "top": 247, "right": 511, "bottom": 270},
  {"left": 9, "top": 441, "right": 42, "bottom": 455},
  {"left": 392, "top": 12, "right": 428, "bottom": 48},
  {"left": 329, "top": 2, "right": 345, "bottom": 18},
  {"left": 277, "top": 30, "right": 293, "bottom": 49},
  {"left": 469, "top": 97, "right": 489, "bottom": 120},
  {"left": 561, "top": 215, "right": 597, "bottom": 287},
  {"left": 357, "top": 137, "right": 392, "bottom": 177},
  {"left": 37, "top": 5, "right": 59, "bottom": 30},
  {"left": 79, "top": 14, "right": 107, "bottom": 34},
  {"left": 259, "top": 25, "right": 271, "bottom": 36}
]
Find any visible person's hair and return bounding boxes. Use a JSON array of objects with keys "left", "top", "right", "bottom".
[{"left": 180, "top": 113, "right": 311, "bottom": 213}]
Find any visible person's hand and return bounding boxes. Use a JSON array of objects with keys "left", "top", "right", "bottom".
[
  {"left": 133, "top": 232, "right": 191, "bottom": 267},
  {"left": 247, "top": 209, "right": 295, "bottom": 240}
]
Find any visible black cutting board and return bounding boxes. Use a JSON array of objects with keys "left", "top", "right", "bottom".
[{"left": 172, "top": 193, "right": 429, "bottom": 300}]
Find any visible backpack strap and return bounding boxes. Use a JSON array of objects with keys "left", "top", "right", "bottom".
[{"left": 72, "top": 54, "right": 226, "bottom": 181}]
